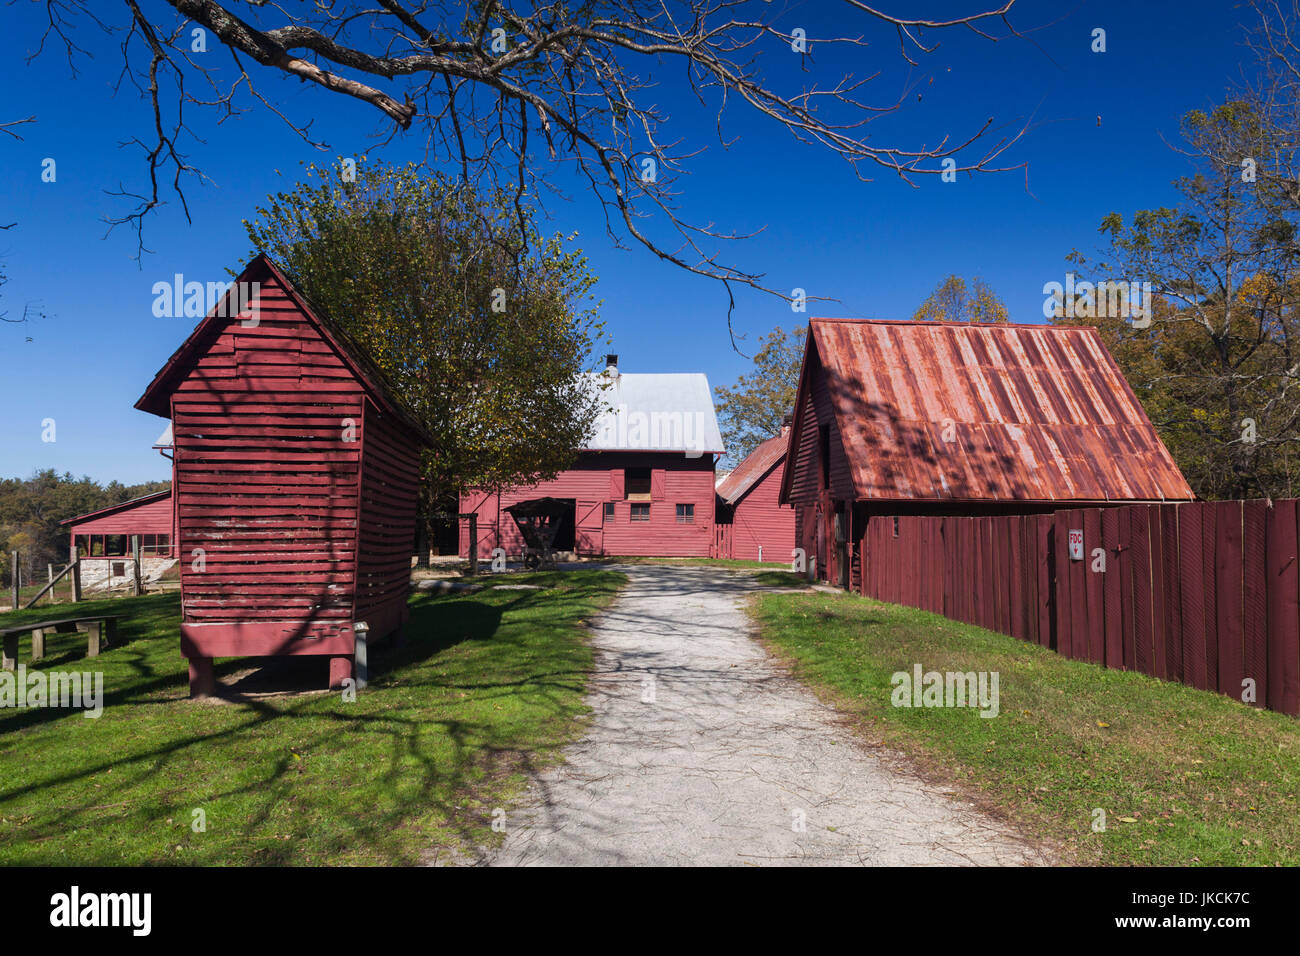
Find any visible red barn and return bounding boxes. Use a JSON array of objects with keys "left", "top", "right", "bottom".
[
  {"left": 136, "top": 254, "right": 429, "bottom": 696},
  {"left": 461, "top": 355, "right": 724, "bottom": 558},
  {"left": 714, "top": 425, "right": 795, "bottom": 562},
  {"left": 62, "top": 490, "right": 175, "bottom": 561},
  {"left": 780, "top": 318, "right": 1195, "bottom": 588}
]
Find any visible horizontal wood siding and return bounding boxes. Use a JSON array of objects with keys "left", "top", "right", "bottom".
[
  {"left": 173, "top": 275, "right": 365, "bottom": 630},
  {"left": 354, "top": 398, "right": 420, "bottom": 630},
  {"left": 787, "top": 393, "right": 821, "bottom": 506},
  {"left": 461, "top": 452, "right": 716, "bottom": 557},
  {"left": 67, "top": 495, "right": 172, "bottom": 537},
  {"left": 787, "top": 344, "right": 854, "bottom": 505},
  {"left": 731, "top": 462, "right": 796, "bottom": 562}
]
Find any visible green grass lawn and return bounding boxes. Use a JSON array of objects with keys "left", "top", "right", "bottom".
[
  {"left": 0, "top": 570, "right": 624, "bottom": 865},
  {"left": 751, "top": 590, "right": 1300, "bottom": 866},
  {"left": 6, "top": 579, "right": 77, "bottom": 610},
  {"left": 594, "top": 556, "right": 810, "bottom": 589},
  {"left": 609, "top": 556, "right": 792, "bottom": 570}
]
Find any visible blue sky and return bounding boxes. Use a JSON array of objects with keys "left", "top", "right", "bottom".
[{"left": 0, "top": 0, "right": 1252, "bottom": 484}]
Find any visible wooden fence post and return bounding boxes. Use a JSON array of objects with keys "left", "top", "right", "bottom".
[
  {"left": 9, "top": 551, "right": 18, "bottom": 610},
  {"left": 131, "top": 535, "right": 143, "bottom": 596},
  {"left": 466, "top": 513, "right": 478, "bottom": 576},
  {"left": 70, "top": 545, "right": 81, "bottom": 603}
]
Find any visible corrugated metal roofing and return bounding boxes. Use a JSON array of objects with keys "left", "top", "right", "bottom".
[
  {"left": 717, "top": 431, "right": 788, "bottom": 504},
  {"left": 804, "top": 318, "right": 1194, "bottom": 503},
  {"left": 583, "top": 371, "right": 724, "bottom": 454}
]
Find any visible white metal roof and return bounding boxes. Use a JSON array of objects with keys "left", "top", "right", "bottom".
[{"left": 583, "top": 372, "right": 725, "bottom": 455}]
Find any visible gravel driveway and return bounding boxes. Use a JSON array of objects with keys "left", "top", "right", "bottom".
[{"left": 485, "top": 565, "right": 1050, "bottom": 866}]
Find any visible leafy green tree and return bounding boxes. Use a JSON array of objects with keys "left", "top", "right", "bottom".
[
  {"left": 1058, "top": 103, "right": 1300, "bottom": 500},
  {"left": 714, "top": 325, "right": 805, "bottom": 465},
  {"left": 0, "top": 470, "right": 170, "bottom": 585},
  {"left": 244, "top": 160, "right": 607, "bottom": 542},
  {"left": 912, "top": 275, "right": 1009, "bottom": 323}
]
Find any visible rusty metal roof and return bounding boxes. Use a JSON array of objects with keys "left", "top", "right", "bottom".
[
  {"left": 717, "top": 431, "right": 788, "bottom": 504},
  {"left": 800, "top": 318, "right": 1194, "bottom": 503}
]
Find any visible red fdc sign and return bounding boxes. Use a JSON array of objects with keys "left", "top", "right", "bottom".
[{"left": 1068, "top": 528, "right": 1084, "bottom": 561}]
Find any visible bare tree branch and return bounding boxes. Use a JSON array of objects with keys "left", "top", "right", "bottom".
[{"left": 35, "top": 0, "right": 1033, "bottom": 299}]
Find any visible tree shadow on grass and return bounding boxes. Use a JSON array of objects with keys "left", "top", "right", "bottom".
[
  {"left": 217, "top": 598, "right": 504, "bottom": 697},
  {"left": 0, "top": 579, "right": 617, "bottom": 865}
]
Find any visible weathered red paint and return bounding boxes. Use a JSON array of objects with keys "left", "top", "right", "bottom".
[
  {"left": 714, "top": 430, "right": 795, "bottom": 562},
  {"left": 61, "top": 490, "right": 174, "bottom": 557},
  {"left": 461, "top": 451, "right": 717, "bottom": 558},
  {"left": 856, "top": 500, "right": 1300, "bottom": 716},
  {"left": 135, "top": 255, "right": 429, "bottom": 695},
  {"left": 782, "top": 318, "right": 1196, "bottom": 584}
]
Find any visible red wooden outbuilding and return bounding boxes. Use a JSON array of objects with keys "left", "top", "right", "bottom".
[
  {"left": 460, "top": 356, "right": 725, "bottom": 558},
  {"left": 713, "top": 424, "right": 794, "bottom": 562},
  {"left": 61, "top": 489, "right": 175, "bottom": 560},
  {"left": 136, "top": 254, "right": 430, "bottom": 696},
  {"left": 780, "top": 318, "right": 1195, "bottom": 588}
]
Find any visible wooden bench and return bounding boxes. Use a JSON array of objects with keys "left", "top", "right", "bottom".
[{"left": 0, "top": 615, "right": 119, "bottom": 670}]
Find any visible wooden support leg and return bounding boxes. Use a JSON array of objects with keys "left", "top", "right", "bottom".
[
  {"left": 188, "top": 657, "right": 215, "bottom": 699},
  {"left": 86, "top": 622, "right": 102, "bottom": 658},
  {"left": 328, "top": 655, "right": 353, "bottom": 690},
  {"left": 31, "top": 628, "right": 44, "bottom": 661},
  {"left": 353, "top": 623, "right": 369, "bottom": 691},
  {"left": 2, "top": 634, "right": 16, "bottom": 671}
]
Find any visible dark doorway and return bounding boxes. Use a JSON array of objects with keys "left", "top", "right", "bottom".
[{"left": 553, "top": 500, "right": 576, "bottom": 551}]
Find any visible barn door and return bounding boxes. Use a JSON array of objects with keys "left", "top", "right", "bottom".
[{"left": 576, "top": 500, "right": 604, "bottom": 556}]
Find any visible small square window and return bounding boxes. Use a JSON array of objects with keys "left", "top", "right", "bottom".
[
  {"left": 603, "top": 502, "right": 615, "bottom": 522},
  {"left": 675, "top": 504, "right": 694, "bottom": 524},
  {"left": 630, "top": 503, "right": 651, "bottom": 521}
]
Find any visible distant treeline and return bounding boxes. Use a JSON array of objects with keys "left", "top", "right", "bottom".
[{"left": 0, "top": 470, "right": 170, "bottom": 585}]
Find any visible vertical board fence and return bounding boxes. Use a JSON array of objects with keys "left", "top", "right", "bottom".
[
  {"left": 859, "top": 500, "right": 1300, "bottom": 716},
  {"left": 712, "top": 523, "right": 733, "bottom": 560}
]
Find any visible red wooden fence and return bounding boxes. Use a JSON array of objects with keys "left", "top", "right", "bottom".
[
  {"left": 858, "top": 500, "right": 1300, "bottom": 716},
  {"left": 712, "top": 523, "right": 733, "bottom": 560}
]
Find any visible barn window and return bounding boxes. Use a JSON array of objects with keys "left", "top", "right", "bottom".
[
  {"left": 111, "top": 561, "right": 125, "bottom": 577},
  {"left": 892, "top": 516, "right": 900, "bottom": 538},
  {"left": 603, "top": 502, "right": 615, "bottom": 522},
  {"left": 676, "top": 504, "right": 694, "bottom": 524},
  {"left": 630, "top": 503, "right": 651, "bottom": 521},
  {"left": 625, "top": 467, "right": 652, "bottom": 500}
]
